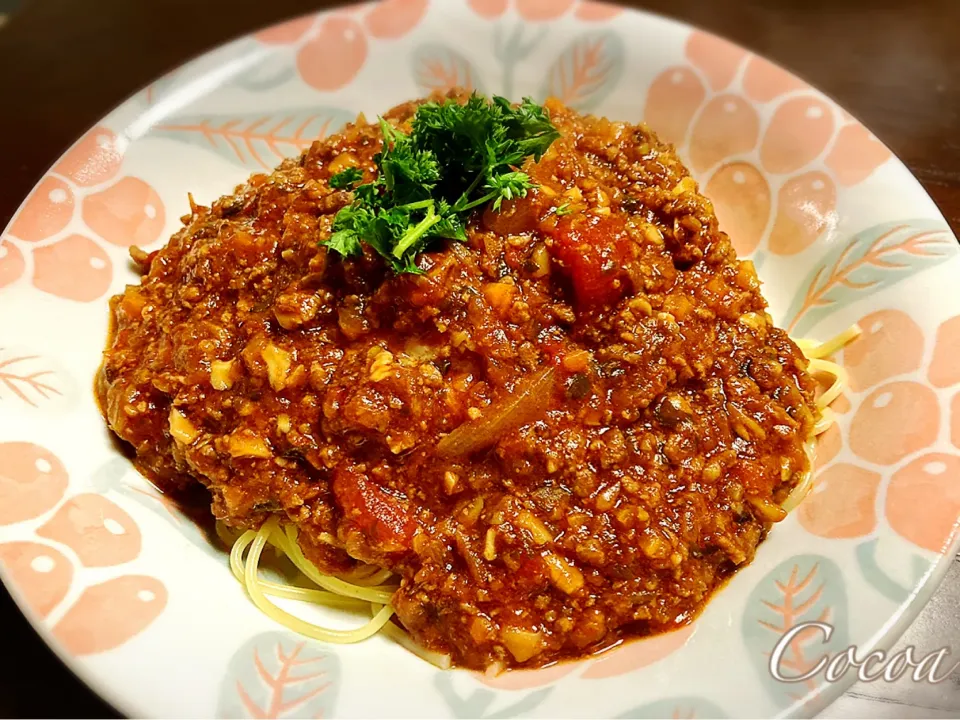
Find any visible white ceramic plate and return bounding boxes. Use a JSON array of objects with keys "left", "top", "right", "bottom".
[{"left": 2, "top": 1, "right": 959, "bottom": 717}]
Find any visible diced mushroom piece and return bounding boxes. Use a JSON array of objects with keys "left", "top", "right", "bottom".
[
  {"left": 369, "top": 350, "right": 394, "bottom": 382},
  {"left": 119, "top": 288, "right": 147, "bottom": 319},
  {"left": 458, "top": 497, "right": 484, "bottom": 525},
  {"left": 727, "top": 403, "right": 767, "bottom": 441},
  {"left": 702, "top": 460, "right": 723, "bottom": 482},
  {"left": 515, "top": 510, "right": 554, "bottom": 545},
  {"left": 129, "top": 245, "right": 151, "bottom": 267},
  {"left": 628, "top": 296, "right": 653, "bottom": 316},
  {"left": 576, "top": 537, "right": 606, "bottom": 566},
  {"left": 483, "top": 527, "right": 497, "bottom": 561},
  {"left": 482, "top": 282, "right": 516, "bottom": 313},
  {"left": 662, "top": 293, "right": 693, "bottom": 321},
  {"left": 640, "top": 531, "right": 671, "bottom": 560},
  {"left": 210, "top": 359, "right": 238, "bottom": 391},
  {"left": 443, "top": 471, "right": 460, "bottom": 495},
  {"left": 543, "top": 552, "right": 584, "bottom": 594},
  {"left": 670, "top": 176, "right": 697, "bottom": 197},
  {"left": 738, "top": 312, "right": 766, "bottom": 331},
  {"left": 748, "top": 496, "right": 788, "bottom": 523},
  {"left": 227, "top": 431, "right": 272, "bottom": 459},
  {"left": 168, "top": 408, "right": 200, "bottom": 445},
  {"left": 736, "top": 260, "right": 761, "bottom": 291},
  {"left": 529, "top": 243, "right": 550, "bottom": 278},
  {"left": 273, "top": 291, "right": 321, "bottom": 330},
  {"left": 501, "top": 627, "right": 545, "bottom": 663},
  {"left": 328, "top": 151, "right": 360, "bottom": 174},
  {"left": 261, "top": 343, "right": 292, "bottom": 391},
  {"left": 338, "top": 304, "right": 368, "bottom": 340},
  {"left": 639, "top": 223, "right": 664, "bottom": 246},
  {"left": 595, "top": 482, "right": 621, "bottom": 511},
  {"left": 655, "top": 393, "right": 692, "bottom": 427}
]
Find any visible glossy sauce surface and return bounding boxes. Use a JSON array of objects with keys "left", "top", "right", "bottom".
[{"left": 97, "top": 91, "right": 818, "bottom": 670}]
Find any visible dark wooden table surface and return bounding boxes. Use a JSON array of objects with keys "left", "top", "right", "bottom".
[{"left": 0, "top": 1, "right": 958, "bottom": 717}]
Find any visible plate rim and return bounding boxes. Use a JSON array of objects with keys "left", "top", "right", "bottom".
[{"left": 0, "top": 2, "right": 958, "bottom": 717}]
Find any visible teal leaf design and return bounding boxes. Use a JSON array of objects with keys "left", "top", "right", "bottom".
[
  {"left": 412, "top": 43, "right": 485, "bottom": 95},
  {"left": 493, "top": 22, "right": 547, "bottom": 66},
  {"left": 785, "top": 219, "right": 955, "bottom": 336},
  {"left": 539, "top": 30, "right": 624, "bottom": 112},
  {"left": 616, "top": 696, "right": 727, "bottom": 719},
  {"left": 494, "top": 22, "right": 548, "bottom": 98},
  {"left": 751, "top": 249, "right": 768, "bottom": 271},
  {"left": 856, "top": 538, "right": 929, "bottom": 603},
  {"left": 742, "top": 555, "right": 849, "bottom": 709},
  {"left": 217, "top": 631, "right": 340, "bottom": 719},
  {"left": 150, "top": 109, "right": 354, "bottom": 170},
  {"left": 433, "top": 673, "right": 552, "bottom": 719}
]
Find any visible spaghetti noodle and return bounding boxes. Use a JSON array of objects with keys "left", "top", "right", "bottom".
[
  {"left": 781, "top": 324, "right": 862, "bottom": 513},
  {"left": 225, "top": 516, "right": 452, "bottom": 668},
  {"left": 225, "top": 325, "right": 861, "bottom": 667}
]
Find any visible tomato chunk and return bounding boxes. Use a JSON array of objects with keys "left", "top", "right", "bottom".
[
  {"left": 549, "top": 214, "right": 631, "bottom": 307},
  {"left": 333, "top": 467, "right": 415, "bottom": 554}
]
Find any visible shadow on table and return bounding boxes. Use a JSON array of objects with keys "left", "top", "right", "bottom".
[{"left": 2, "top": 582, "right": 120, "bottom": 719}]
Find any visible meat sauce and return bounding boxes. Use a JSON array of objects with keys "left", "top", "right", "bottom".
[{"left": 97, "top": 90, "right": 819, "bottom": 671}]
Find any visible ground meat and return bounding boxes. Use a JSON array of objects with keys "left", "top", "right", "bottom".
[{"left": 96, "top": 89, "right": 819, "bottom": 671}]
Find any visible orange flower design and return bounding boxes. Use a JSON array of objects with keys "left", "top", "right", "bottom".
[
  {"left": 467, "top": 0, "right": 622, "bottom": 22},
  {"left": 0, "top": 442, "right": 167, "bottom": 655},
  {"left": 254, "top": 2, "right": 429, "bottom": 92},
  {"left": 0, "top": 542, "right": 74, "bottom": 618},
  {"left": 644, "top": 31, "right": 892, "bottom": 257},
  {"left": 0, "top": 442, "right": 69, "bottom": 525},
  {"left": 1, "top": 126, "right": 166, "bottom": 302},
  {"left": 799, "top": 309, "right": 960, "bottom": 556}
]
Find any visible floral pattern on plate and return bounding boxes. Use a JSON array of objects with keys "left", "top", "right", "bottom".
[
  {"left": 0, "top": 2, "right": 959, "bottom": 718},
  {"left": 1, "top": 126, "right": 165, "bottom": 303},
  {"left": 644, "top": 30, "right": 891, "bottom": 258},
  {"left": 0, "top": 443, "right": 167, "bottom": 656}
]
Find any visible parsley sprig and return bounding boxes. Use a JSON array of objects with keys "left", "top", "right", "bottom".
[
  {"left": 324, "top": 94, "right": 560, "bottom": 274},
  {"left": 328, "top": 167, "right": 363, "bottom": 189}
]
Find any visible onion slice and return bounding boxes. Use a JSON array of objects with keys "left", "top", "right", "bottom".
[{"left": 437, "top": 365, "right": 557, "bottom": 458}]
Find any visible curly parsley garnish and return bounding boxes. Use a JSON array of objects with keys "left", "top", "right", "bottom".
[
  {"left": 323, "top": 94, "right": 560, "bottom": 274},
  {"left": 329, "top": 167, "right": 363, "bottom": 190}
]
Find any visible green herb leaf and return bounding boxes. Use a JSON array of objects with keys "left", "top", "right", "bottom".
[
  {"left": 322, "top": 93, "right": 560, "bottom": 273},
  {"left": 326, "top": 228, "right": 363, "bottom": 256},
  {"left": 329, "top": 167, "right": 363, "bottom": 189}
]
